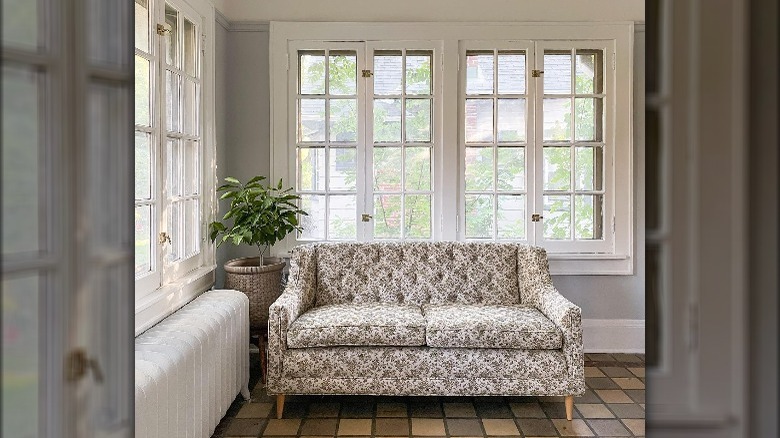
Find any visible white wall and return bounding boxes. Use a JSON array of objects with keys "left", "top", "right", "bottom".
[{"left": 213, "top": 1, "right": 645, "bottom": 351}]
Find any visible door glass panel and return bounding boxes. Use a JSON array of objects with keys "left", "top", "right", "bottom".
[
  {"left": 543, "top": 98, "right": 571, "bottom": 141},
  {"left": 329, "top": 52, "right": 356, "bottom": 96},
  {"left": 164, "top": 4, "right": 178, "bottom": 66},
  {"left": 576, "top": 49, "right": 603, "bottom": 94},
  {"left": 575, "top": 97, "right": 603, "bottom": 141},
  {"left": 135, "top": 132, "right": 152, "bottom": 199},
  {"left": 2, "top": 66, "right": 42, "bottom": 256},
  {"left": 1, "top": 274, "right": 40, "bottom": 438},
  {"left": 497, "top": 98, "right": 525, "bottom": 142},
  {"left": 497, "top": 51, "right": 525, "bottom": 94},
  {"left": 575, "top": 194, "right": 603, "bottom": 240},
  {"left": 405, "top": 147, "right": 431, "bottom": 191},
  {"left": 373, "top": 98, "right": 402, "bottom": 143},
  {"left": 466, "top": 51, "right": 494, "bottom": 95},
  {"left": 183, "top": 79, "right": 198, "bottom": 135},
  {"left": 184, "top": 140, "right": 199, "bottom": 195},
  {"left": 405, "top": 98, "right": 431, "bottom": 142},
  {"left": 299, "top": 98, "right": 326, "bottom": 142},
  {"left": 374, "top": 51, "right": 402, "bottom": 95},
  {"left": 2, "top": 0, "right": 39, "bottom": 50},
  {"left": 405, "top": 52, "right": 432, "bottom": 95},
  {"left": 405, "top": 194, "right": 431, "bottom": 239},
  {"left": 135, "top": 206, "right": 152, "bottom": 274},
  {"left": 543, "top": 147, "right": 571, "bottom": 191},
  {"left": 135, "top": 0, "right": 150, "bottom": 52},
  {"left": 575, "top": 146, "right": 603, "bottom": 191},
  {"left": 300, "top": 195, "right": 326, "bottom": 240},
  {"left": 543, "top": 51, "right": 572, "bottom": 94},
  {"left": 329, "top": 148, "right": 357, "bottom": 191},
  {"left": 183, "top": 18, "right": 197, "bottom": 77},
  {"left": 298, "top": 148, "right": 326, "bottom": 191},
  {"left": 328, "top": 195, "right": 356, "bottom": 240},
  {"left": 373, "top": 147, "right": 402, "bottom": 191},
  {"left": 166, "top": 139, "right": 181, "bottom": 197},
  {"left": 135, "top": 56, "right": 151, "bottom": 126},
  {"left": 167, "top": 201, "right": 181, "bottom": 262},
  {"left": 497, "top": 147, "right": 525, "bottom": 191},
  {"left": 465, "top": 194, "right": 494, "bottom": 239},
  {"left": 165, "top": 70, "right": 181, "bottom": 132},
  {"left": 465, "top": 147, "right": 494, "bottom": 191},
  {"left": 184, "top": 199, "right": 199, "bottom": 255},
  {"left": 497, "top": 195, "right": 525, "bottom": 239},
  {"left": 374, "top": 194, "right": 402, "bottom": 239},
  {"left": 329, "top": 99, "right": 357, "bottom": 142},
  {"left": 300, "top": 52, "right": 326, "bottom": 95},
  {"left": 543, "top": 195, "right": 572, "bottom": 240},
  {"left": 464, "top": 99, "right": 493, "bottom": 143}
]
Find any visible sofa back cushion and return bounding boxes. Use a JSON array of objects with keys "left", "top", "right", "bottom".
[{"left": 314, "top": 242, "right": 520, "bottom": 306}]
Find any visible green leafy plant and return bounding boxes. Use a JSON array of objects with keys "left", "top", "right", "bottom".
[{"left": 209, "top": 176, "right": 306, "bottom": 263}]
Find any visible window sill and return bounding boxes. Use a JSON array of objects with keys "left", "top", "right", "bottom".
[
  {"left": 134, "top": 264, "right": 216, "bottom": 336},
  {"left": 548, "top": 254, "right": 633, "bottom": 275}
]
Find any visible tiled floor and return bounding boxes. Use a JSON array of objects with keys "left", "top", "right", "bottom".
[{"left": 212, "top": 353, "right": 645, "bottom": 438}]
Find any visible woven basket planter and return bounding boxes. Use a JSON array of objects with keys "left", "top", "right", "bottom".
[{"left": 223, "top": 256, "right": 285, "bottom": 331}]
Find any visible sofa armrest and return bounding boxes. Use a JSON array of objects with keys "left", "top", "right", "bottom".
[
  {"left": 267, "top": 245, "right": 317, "bottom": 388},
  {"left": 536, "top": 284, "right": 584, "bottom": 381}
]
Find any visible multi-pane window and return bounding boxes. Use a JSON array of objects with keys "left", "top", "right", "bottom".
[
  {"left": 135, "top": 0, "right": 204, "bottom": 297},
  {"left": 370, "top": 49, "right": 434, "bottom": 240},
  {"left": 463, "top": 49, "right": 529, "bottom": 240},
  {"left": 296, "top": 49, "right": 360, "bottom": 240},
  {"left": 293, "top": 44, "right": 437, "bottom": 242},
  {"left": 540, "top": 48, "right": 605, "bottom": 243}
]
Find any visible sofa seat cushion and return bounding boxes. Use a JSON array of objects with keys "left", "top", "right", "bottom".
[
  {"left": 287, "top": 303, "right": 426, "bottom": 348},
  {"left": 423, "top": 304, "right": 563, "bottom": 349}
]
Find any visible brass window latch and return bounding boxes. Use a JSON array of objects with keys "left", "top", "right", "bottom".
[
  {"left": 531, "top": 214, "right": 544, "bottom": 222},
  {"left": 66, "top": 349, "right": 104, "bottom": 383},
  {"left": 531, "top": 69, "right": 544, "bottom": 77},
  {"left": 361, "top": 69, "right": 373, "bottom": 78},
  {"left": 159, "top": 231, "right": 172, "bottom": 245},
  {"left": 156, "top": 24, "right": 171, "bottom": 35},
  {"left": 361, "top": 213, "right": 373, "bottom": 222}
]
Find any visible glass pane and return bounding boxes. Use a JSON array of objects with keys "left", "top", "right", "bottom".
[
  {"left": 543, "top": 195, "right": 571, "bottom": 240},
  {"left": 300, "top": 52, "right": 326, "bottom": 95},
  {"left": 374, "top": 51, "right": 402, "bottom": 95},
  {"left": 298, "top": 98, "right": 326, "bottom": 142},
  {"left": 2, "top": 66, "right": 41, "bottom": 255},
  {"left": 406, "top": 51, "right": 432, "bottom": 95},
  {"left": 576, "top": 49, "right": 603, "bottom": 94},
  {"left": 135, "top": 132, "right": 151, "bottom": 199},
  {"left": 135, "top": 0, "right": 150, "bottom": 52},
  {"left": 466, "top": 51, "right": 494, "bottom": 95},
  {"left": 575, "top": 194, "right": 603, "bottom": 240},
  {"left": 575, "top": 146, "right": 603, "bottom": 191},
  {"left": 374, "top": 194, "right": 402, "bottom": 239},
  {"left": 575, "top": 97, "right": 603, "bottom": 141},
  {"left": 543, "top": 147, "right": 571, "bottom": 191},
  {"left": 183, "top": 18, "right": 197, "bottom": 77},
  {"left": 544, "top": 52, "right": 572, "bottom": 94},
  {"left": 1, "top": 274, "right": 40, "bottom": 438},
  {"left": 300, "top": 195, "right": 325, "bottom": 239},
  {"left": 497, "top": 195, "right": 525, "bottom": 239},
  {"left": 184, "top": 140, "right": 199, "bottom": 195},
  {"left": 135, "top": 206, "right": 152, "bottom": 275},
  {"left": 166, "top": 70, "right": 181, "bottom": 132},
  {"left": 373, "top": 147, "right": 402, "bottom": 191},
  {"left": 328, "top": 195, "right": 356, "bottom": 240},
  {"left": 164, "top": 4, "right": 178, "bottom": 66},
  {"left": 329, "top": 148, "right": 357, "bottom": 191},
  {"left": 465, "top": 194, "right": 494, "bottom": 239},
  {"left": 298, "top": 147, "right": 326, "bottom": 191},
  {"left": 329, "top": 52, "right": 356, "bottom": 96},
  {"left": 405, "top": 195, "right": 431, "bottom": 239},
  {"left": 405, "top": 98, "right": 431, "bottom": 142},
  {"left": 185, "top": 199, "right": 200, "bottom": 256},
  {"left": 497, "top": 52, "right": 525, "bottom": 94},
  {"left": 183, "top": 79, "right": 198, "bottom": 135},
  {"left": 135, "top": 56, "right": 150, "bottom": 126},
  {"left": 497, "top": 98, "right": 525, "bottom": 142},
  {"left": 2, "top": 0, "right": 38, "bottom": 49},
  {"left": 465, "top": 99, "right": 493, "bottom": 143},
  {"left": 465, "top": 147, "right": 494, "bottom": 191},
  {"left": 373, "top": 99, "right": 402, "bottom": 143},
  {"left": 497, "top": 147, "right": 525, "bottom": 191},
  {"left": 166, "top": 138, "right": 181, "bottom": 197},
  {"left": 329, "top": 99, "right": 357, "bottom": 142},
  {"left": 405, "top": 147, "right": 431, "bottom": 191},
  {"left": 167, "top": 201, "right": 181, "bottom": 262},
  {"left": 543, "top": 98, "right": 571, "bottom": 141}
]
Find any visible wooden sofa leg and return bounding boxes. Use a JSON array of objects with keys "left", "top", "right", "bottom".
[
  {"left": 276, "top": 394, "right": 285, "bottom": 419},
  {"left": 565, "top": 395, "right": 574, "bottom": 421}
]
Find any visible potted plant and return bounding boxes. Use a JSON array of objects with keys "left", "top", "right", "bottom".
[{"left": 209, "top": 175, "right": 306, "bottom": 334}]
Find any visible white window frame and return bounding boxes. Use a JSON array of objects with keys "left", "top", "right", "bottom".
[
  {"left": 134, "top": 0, "right": 217, "bottom": 334},
  {"left": 270, "top": 22, "right": 633, "bottom": 274}
]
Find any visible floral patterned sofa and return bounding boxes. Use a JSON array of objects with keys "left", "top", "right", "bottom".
[{"left": 267, "top": 242, "right": 584, "bottom": 420}]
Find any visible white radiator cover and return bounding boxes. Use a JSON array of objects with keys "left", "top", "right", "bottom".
[{"left": 135, "top": 290, "right": 251, "bottom": 438}]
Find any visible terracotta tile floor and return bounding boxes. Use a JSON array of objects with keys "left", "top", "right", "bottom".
[{"left": 211, "top": 352, "right": 645, "bottom": 437}]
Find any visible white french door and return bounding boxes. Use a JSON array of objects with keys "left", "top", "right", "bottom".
[{"left": 290, "top": 41, "right": 441, "bottom": 243}]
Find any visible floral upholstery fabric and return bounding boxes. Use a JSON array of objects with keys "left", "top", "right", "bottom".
[
  {"left": 314, "top": 242, "right": 520, "bottom": 306},
  {"left": 287, "top": 303, "right": 426, "bottom": 348},
  {"left": 267, "top": 242, "right": 585, "bottom": 397},
  {"left": 423, "top": 304, "right": 563, "bottom": 350}
]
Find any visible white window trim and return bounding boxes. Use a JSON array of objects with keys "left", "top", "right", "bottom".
[
  {"left": 134, "top": 0, "right": 217, "bottom": 333},
  {"left": 270, "top": 22, "right": 634, "bottom": 275}
]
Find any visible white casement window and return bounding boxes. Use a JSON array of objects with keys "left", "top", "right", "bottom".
[
  {"left": 271, "top": 23, "right": 633, "bottom": 274},
  {"left": 290, "top": 41, "right": 441, "bottom": 242},
  {"left": 135, "top": 0, "right": 216, "bottom": 328}
]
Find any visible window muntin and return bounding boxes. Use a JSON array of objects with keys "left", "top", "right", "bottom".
[{"left": 464, "top": 49, "right": 529, "bottom": 241}]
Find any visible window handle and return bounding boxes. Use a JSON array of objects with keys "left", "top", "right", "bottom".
[
  {"left": 531, "top": 214, "right": 544, "bottom": 222},
  {"left": 159, "top": 232, "right": 172, "bottom": 245},
  {"left": 361, "top": 213, "right": 373, "bottom": 222}
]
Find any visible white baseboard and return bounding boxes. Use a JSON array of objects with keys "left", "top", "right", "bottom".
[{"left": 582, "top": 319, "right": 645, "bottom": 353}]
